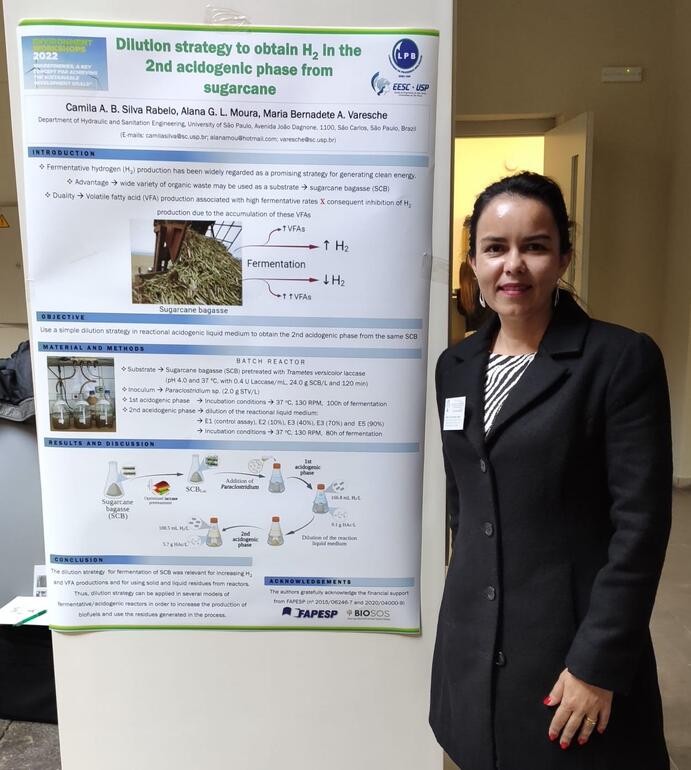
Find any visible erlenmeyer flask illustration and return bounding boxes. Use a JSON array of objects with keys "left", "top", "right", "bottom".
[
  {"left": 312, "top": 484, "right": 329, "bottom": 514},
  {"left": 72, "top": 393, "right": 92, "bottom": 429},
  {"left": 50, "top": 398, "right": 70, "bottom": 430},
  {"left": 268, "top": 463, "right": 285, "bottom": 493},
  {"left": 267, "top": 516, "right": 284, "bottom": 546},
  {"left": 104, "top": 461, "right": 124, "bottom": 497},
  {"left": 206, "top": 517, "right": 223, "bottom": 547},
  {"left": 188, "top": 454, "right": 204, "bottom": 483}
]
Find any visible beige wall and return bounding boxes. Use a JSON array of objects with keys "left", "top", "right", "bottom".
[
  {"left": 663, "top": 0, "right": 691, "bottom": 480},
  {"left": 456, "top": 0, "right": 691, "bottom": 479}
]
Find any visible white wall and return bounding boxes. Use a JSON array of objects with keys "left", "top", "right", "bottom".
[{"left": 3, "top": 2, "right": 451, "bottom": 769}]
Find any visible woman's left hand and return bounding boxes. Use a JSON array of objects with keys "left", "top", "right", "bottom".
[{"left": 544, "top": 668, "right": 613, "bottom": 748}]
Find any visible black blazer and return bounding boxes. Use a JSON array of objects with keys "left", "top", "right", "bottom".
[{"left": 430, "top": 292, "right": 672, "bottom": 770}]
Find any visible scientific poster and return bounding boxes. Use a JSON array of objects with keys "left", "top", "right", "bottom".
[{"left": 16, "top": 20, "right": 438, "bottom": 632}]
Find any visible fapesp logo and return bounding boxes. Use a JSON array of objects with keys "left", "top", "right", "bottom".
[
  {"left": 282, "top": 605, "right": 339, "bottom": 619},
  {"left": 389, "top": 38, "right": 422, "bottom": 73}
]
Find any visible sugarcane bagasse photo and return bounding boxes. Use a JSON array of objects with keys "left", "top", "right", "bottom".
[{"left": 131, "top": 219, "right": 243, "bottom": 306}]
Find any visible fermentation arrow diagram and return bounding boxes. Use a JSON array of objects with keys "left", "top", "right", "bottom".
[
  {"left": 288, "top": 476, "right": 313, "bottom": 489},
  {"left": 242, "top": 277, "right": 318, "bottom": 298},
  {"left": 235, "top": 243, "right": 319, "bottom": 251},
  {"left": 286, "top": 515, "right": 315, "bottom": 535},
  {"left": 131, "top": 473, "right": 184, "bottom": 480},
  {"left": 221, "top": 524, "right": 263, "bottom": 532},
  {"left": 243, "top": 277, "right": 318, "bottom": 283}
]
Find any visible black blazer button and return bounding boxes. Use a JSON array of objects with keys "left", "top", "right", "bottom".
[
  {"left": 485, "top": 585, "right": 496, "bottom": 600},
  {"left": 480, "top": 459, "right": 487, "bottom": 473},
  {"left": 483, "top": 522, "right": 494, "bottom": 536},
  {"left": 494, "top": 651, "right": 506, "bottom": 667}
]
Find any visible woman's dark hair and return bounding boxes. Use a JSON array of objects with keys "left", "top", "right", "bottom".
[{"left": 467, "top": 171, "right": 572, "bottom": 259}]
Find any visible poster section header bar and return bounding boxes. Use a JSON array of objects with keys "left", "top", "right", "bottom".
[
  {"left": 44, "top": 438, "right": 420, "bottom": 453},
  {"left": 38, "top": 342, "right": 421, "bottom": 358},
  {"left": 50, "top": 553, "right": 252, "bottom": 566},
  {"left": 37, "top": 312, "right": 423, "bottom": 329},
  {"left": 264, "top": 576, "right": 415, "bottom": 587},
  {"left": 28, "top": 147, "right": 429, "bottom": 167}
]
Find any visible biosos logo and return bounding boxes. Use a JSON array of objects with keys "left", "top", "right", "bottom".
[
  {"left": 389, "top": 38, "right": 422, "bottom": 73},
  {"left": 282, "top": 606, "right": 338, "bottom": 619},
  {"left": 346, "top": 607, "right": 392, "bottom": 620}
]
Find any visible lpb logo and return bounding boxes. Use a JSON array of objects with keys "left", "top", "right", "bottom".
[{"left": 389, "top": 39, "right": 421, "bottom": 73}]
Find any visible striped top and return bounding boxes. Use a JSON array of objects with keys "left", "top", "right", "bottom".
[{"left": 484, "top": 353, "right": 536, "bottom": 434}]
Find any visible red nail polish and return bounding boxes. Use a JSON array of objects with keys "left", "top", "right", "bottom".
[
  {"left": 549, "top": 733, "right": 557, "bottom": 742},
  {"left": 560, "top": 742, "right": 569, "bottom": 750},
  {"left": 578, "top": 737, "right": 587, "bottom": 746},
  {"left": 597, "top": 727, "right": 604, "bottom": 734},
  {"left": 543, "top": 696, "right": 552, "bottom": 705}
]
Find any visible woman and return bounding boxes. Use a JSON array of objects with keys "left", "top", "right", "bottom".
[{"left": 431, "top": 172, "right": 672, "bottom": 770}]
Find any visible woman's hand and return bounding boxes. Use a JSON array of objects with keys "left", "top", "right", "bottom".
[{"left": 544, "top": 668, "right": 613, "bottom": 748}]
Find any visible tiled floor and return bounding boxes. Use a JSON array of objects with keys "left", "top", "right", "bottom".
[
  {"left": 0, "top": 719, "right": 60, "bottom": 770},
  {"left": 1, "top": 490, "right": 689, "bottom": 770}
]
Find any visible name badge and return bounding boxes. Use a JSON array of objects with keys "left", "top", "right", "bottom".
[{"left": 443, "top": 396, "right": 466, "bottom": 431}]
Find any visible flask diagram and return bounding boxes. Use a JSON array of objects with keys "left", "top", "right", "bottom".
[
  {"left": 187, "top": 454, "right": 219, "bottom": 483},
  {"left": 312, "top": 484, "right": 329, "bottom": 513},
  {"left": 103, "top": 461, "right": 136, "bottom": 498},
  {"left": 267, "top": 516, "right": 285, "bottom": 546},
  {"left": 206, "top": 516, "right": 223, "bottom": 547},
  {"left": 104, "top": 461, "right": 125, "bottom": 498},
  {"left": 268, "top": 462, "right": 285, "bottom": 493},
  {"left": 188, "top": 454, "right": 204, "bottom": 483}
]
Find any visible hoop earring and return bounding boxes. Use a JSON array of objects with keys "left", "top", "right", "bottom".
[
  {"left": 554, "top": 286, "right": 560, "bottom": 307},
  {"left": 479, "top": 292, "right": 486, "bottom": 309}
]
